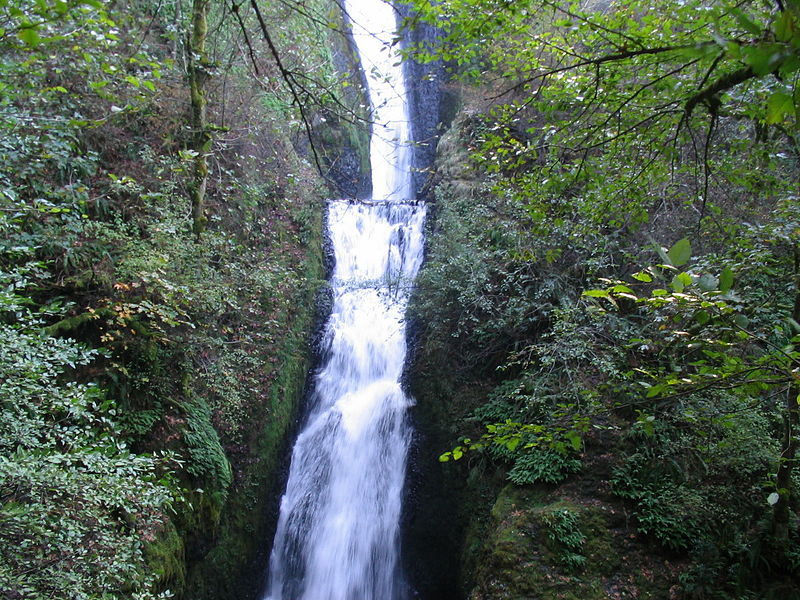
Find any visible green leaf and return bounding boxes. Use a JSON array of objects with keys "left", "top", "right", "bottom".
[
  {"left": 743, "top": 43, "right": 784, "bottom": 76},
  {"left": 632, "top": 271, "right": 652, "bottom": 283},
  {"left": 697, "top": 273, "right": 718, "bottom": 292},
  {"left": 766, "top": 91, "right": 794, "bottom": 124},
  {"left": 788, "top": 318, "right": 800, "bottom": 334},
  {"left": 731, "top": 8, "right": 763, "bottom": 35},
  {"left": 654, "top": 243, "right": 671, "bottom": 265},
  {"left": 670, "top": 272, "right": 691, "bottom": 293},
  {"left": 734, "top": 314, "right": 750, "bottom": 329},
  {"left": 667, "top": 238, "right": 691, "bottom": 267},
  {"left": 774, "top": 10, "right": 796, "bottom": 43},
  {"left": 18, "top": 27, "right": 41, "bottom": 47},
  {"left": 565, "top": 430, "right": 581, "bottom": 451},
  {"left": 583, "top": 289, "right": 610, "bottom": 298},
  {"left": 719, "top": 266, "right": 734, "bottom": 293},
  {"left": 695, "top": 310, "right": 710, "bottom": 325},
  {"left": 636, "top": 414, "right": 656, "bottom": 435}
]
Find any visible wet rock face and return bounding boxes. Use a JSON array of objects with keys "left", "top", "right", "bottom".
[
  {"left": 396, "top": 4, "right": 451, "bottom": 201},
  {"left": 324, "top": 131, "right": 371, "bottom": 199},
  {"left": 319, "top": 7, "right": 372, "bottom": 200}
]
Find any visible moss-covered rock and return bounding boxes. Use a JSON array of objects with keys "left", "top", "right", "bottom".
[
  {"left": 466, "top": 484, "right": 683, "bottom": 600},
  {"left": 144, "top": 517, "right": 186, "bottom": 593}
]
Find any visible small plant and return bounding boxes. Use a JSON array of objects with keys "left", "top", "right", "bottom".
[
  {"left": 541, "top": 507, "right": 587, "bottom": 570},
  {"left": 611, "top": 451, "right": 705, "bottom": 552},
  {"left": 507, "top": 448, "right": 582, "bottom": 485}
]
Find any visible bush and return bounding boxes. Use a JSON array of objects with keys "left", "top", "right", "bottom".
[
  {"left": 0, "top": 295, "right": 177, "bottom": 600},
  {"left": 507, "top": 448, "right": 582, "bottom": 485}
]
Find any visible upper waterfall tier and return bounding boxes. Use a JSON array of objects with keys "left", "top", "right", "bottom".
[{"left": 345, "top": 0, "right": 413, "bottom": 201}]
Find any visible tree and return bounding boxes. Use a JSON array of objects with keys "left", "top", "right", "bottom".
[
  {"left": 585, "top": 228, "right": 800, "bottom": 540},
  {"left": 404, "top": 0, "right": 799, "bottom": 229},
  {"left": 188, "top": 0, "right": 211, "bottom": 238}
]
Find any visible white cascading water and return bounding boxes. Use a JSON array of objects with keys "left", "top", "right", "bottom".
[{"left": 263, "top": 1, "right": 425, "bottom": 599}]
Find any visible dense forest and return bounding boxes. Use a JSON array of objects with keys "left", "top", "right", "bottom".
[{"left": 0, "top": 0, "right": 798, "bottom": 599}]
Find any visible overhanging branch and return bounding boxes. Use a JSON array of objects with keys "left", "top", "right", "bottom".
[
  {"left": 684, "top": 66, "right": 756, "bottom": 118},
  {"left": 248, "top": 0, "right": 324, "bottom": 175}
]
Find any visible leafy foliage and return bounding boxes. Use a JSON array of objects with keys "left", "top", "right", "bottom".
[
  {"left": 0, "top": 0, "right": 337, "bottom": 597},
  {"left": 506, "top": 448, "right": 582, "bottom": 485},
  {"left": 0, "top": 274, "right": 177, "bottom": 599},
  {"left": 407, "top": 0, "right": 800, "bottom": 596}
]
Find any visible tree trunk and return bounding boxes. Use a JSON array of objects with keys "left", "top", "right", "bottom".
[
  {"left": 172, "top": 0, "right": 182, "bottom": 64},
  {"left": 188, "top": 0, "right": 211, "bottom": 238},
  {"left": 773, "top": 243, "right": 800, "bottom": 540}
]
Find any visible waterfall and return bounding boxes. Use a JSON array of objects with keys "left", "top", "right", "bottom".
[{"left": 262, "top": 1, "right": 425, "bottom": 599}]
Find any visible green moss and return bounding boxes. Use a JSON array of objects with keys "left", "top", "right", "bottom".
[
  {"left": 469, "top": 487, "right": 622, "bottom": 600},
  {"left": 181, "top": 397, "right": 232, "bottom": 503},
  {"left": 144, "top": 518, "right": 186, "bottom": 592},
  {"left": 578, "top": 508, "right": 619, "bottom": 577}
]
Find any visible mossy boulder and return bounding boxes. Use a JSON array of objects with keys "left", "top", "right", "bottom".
[
  {"left": 144, "top": 517, "right": 186, "bottom": 593},
  {"left": 467, "top": 484, "right": 681, "bottom": 600}
]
